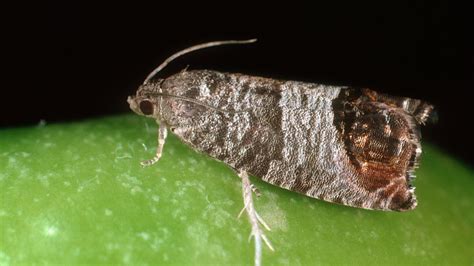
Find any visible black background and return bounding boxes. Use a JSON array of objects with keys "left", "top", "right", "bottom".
[{"left": 4, "top": 1, "right": 473, "bottom": 165}]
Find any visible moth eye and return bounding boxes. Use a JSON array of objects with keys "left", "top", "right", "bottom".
[{"left": 139, "top": 100, "right": 154, "bottom": 115}]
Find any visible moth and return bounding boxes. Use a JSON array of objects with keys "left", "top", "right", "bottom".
[{"left": 127, "top": 39, "right": 434, "bottom": 265}]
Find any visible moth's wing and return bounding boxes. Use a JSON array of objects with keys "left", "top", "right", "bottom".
[
  {"left": 361, "top": 88, "right": 436, "bottom": 125},
  {"left": 333, "top": 89, "right": 435, "bottom": 211}
]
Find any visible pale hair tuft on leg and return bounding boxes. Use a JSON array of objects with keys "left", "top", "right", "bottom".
[{"left": 238, "top": 170, "right": 274, "bottom": 266}]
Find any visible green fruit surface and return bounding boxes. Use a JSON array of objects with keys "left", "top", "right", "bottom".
[{"left": 1, "top": 115, "right": 473, "bottom": 265}]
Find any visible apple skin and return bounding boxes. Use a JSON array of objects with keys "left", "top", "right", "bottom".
[{"left": 1, "top": 115, "right": 473, "bottom": 265}]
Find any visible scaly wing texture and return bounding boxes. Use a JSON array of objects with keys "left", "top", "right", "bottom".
[{"left": 332, "top": 88, "right": 435, "bottom": 210}]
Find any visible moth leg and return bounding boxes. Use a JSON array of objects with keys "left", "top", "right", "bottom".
[
  {"left": 238, "top": 170, "right": 274, "bottom": 266},
  {"left": 141, "top": 125, "right": 168, "bottom": 167},
  {"left": 249, "top": 183, "right": 261, "bottom": 197}
]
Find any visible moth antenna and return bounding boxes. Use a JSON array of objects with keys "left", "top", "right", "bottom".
[{"left": 143, "top": 39, "right": 257, "bottom": 85}]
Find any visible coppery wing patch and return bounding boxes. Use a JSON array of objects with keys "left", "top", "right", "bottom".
[{"left": 333, "top": 88, "right": 434, "bottom": 210}]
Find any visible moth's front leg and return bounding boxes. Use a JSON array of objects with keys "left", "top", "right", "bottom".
[{"left": 141, "top": 124, "right": 168, "bottom": 167}]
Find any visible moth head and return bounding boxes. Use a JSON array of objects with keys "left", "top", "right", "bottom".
[
  {"left": 127, "top": 81, "right": 163, "bottom": 118},
  {"left": 129, "top": 39, "right": 257, "bottom": 124}
]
